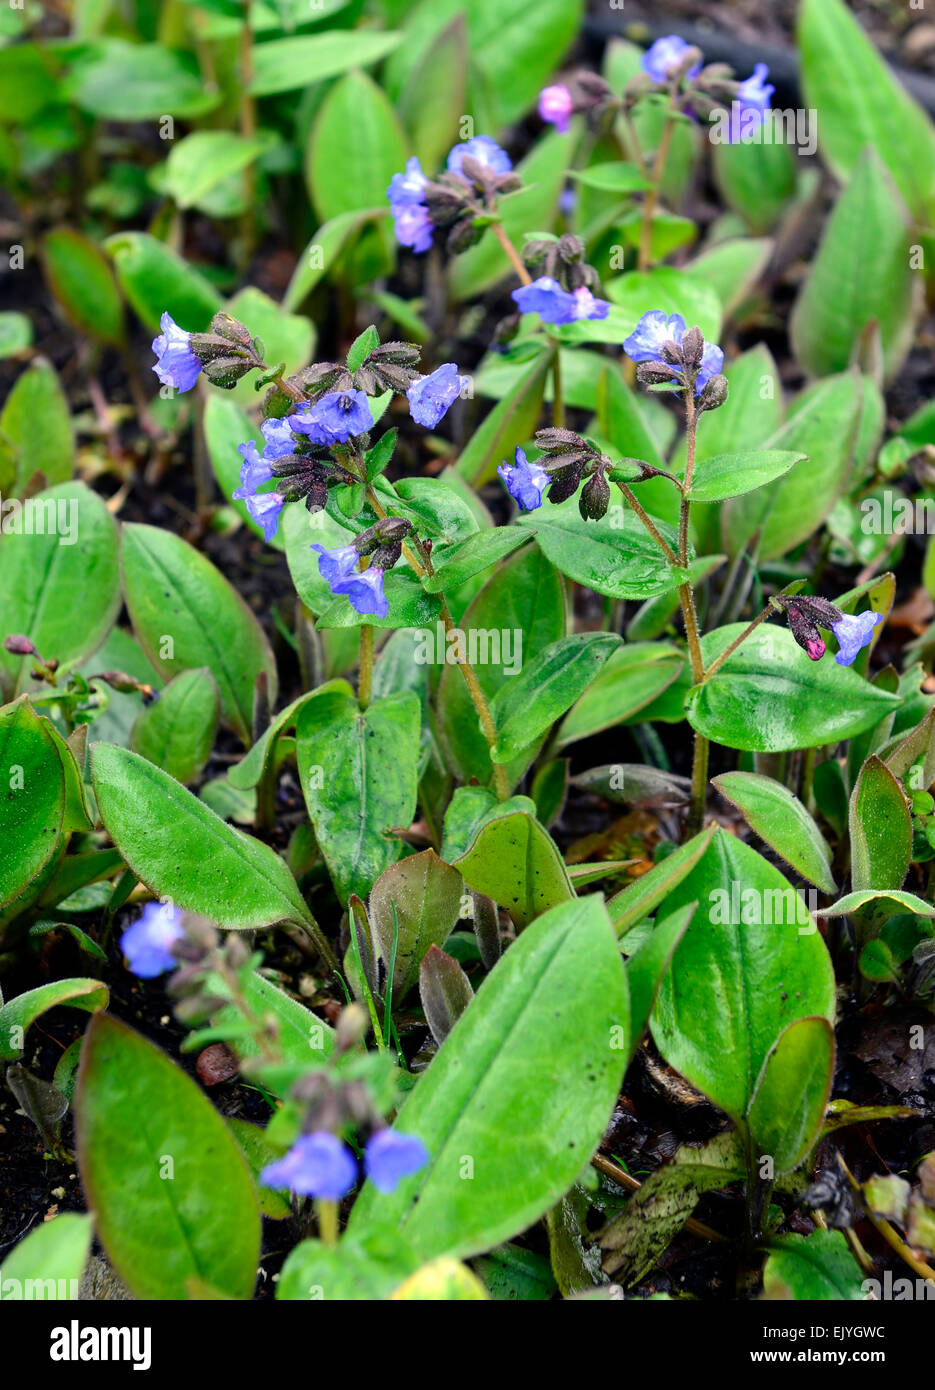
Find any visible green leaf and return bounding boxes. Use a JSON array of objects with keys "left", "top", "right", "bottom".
[
  {"left": 556, "top": 642, "right": 685, "bottom": 747},
  {"left": 106, "top": 231, "right": 222, "bottom": 335},
  {"left": 75, "top": 1015, "right": 260, "bottom": 1299},
  {"left": 688, "top": 238, "right": 774, "bottom": 320},
  {"left": 0, "top": 312, "right": 33, "bottom": 359},
  {"left": 423, "top": 528, "right": 532, "bottom": 593},
  {"left": 215, "top": 971, "right": 334, "bottom": 1092},
  {"left": 278, "top": 1228, "right": 421, "bottom": 1301},
  {"left": 607, "top": 827, "right": 716, "bottom": 936},
  {"left": 571, "top": 160, "right": 651, "bottom": 193},
  {"left": 624, "top": 903, "right": 695, "bottom": 1070},
  {"left": 369, "top": 849, "right": 463, "bottom": 999},
  {"left": 440, "top": 787, "right": 537, "bottom": 863},
  {"left": 0, "top": 359, "right": 74, "bottom": 490},
  {"left": 454, "top": 347, "right": 552, "bottom": 486},
  {"left": 649, "top": 829, "right": 836, "bottom": 1122},
  {"left": 42, "top": 227, "right": 124, "bottom": 348},
  {"left": 0, "top": 700, "right": 68, "bottom": 910},
  {"left": 712, "top": 139, "right": 796, "bottom": 234},
  {"left": 722, "top": 371, "right": 863, "bottom": 559},
  {"left": 453, "top": 809, "right": 573, "bottom": 930},
  {"left": 250, "top": 31, "right": 403, "bottom": 96},
  {"left": 450, "top": 132, "right": 571, "bottom": 301},
  {"left": 763, "top": 1231, "right": 866, "bottom": 1301},
  {"left": 0, "top": 978, "right": 109, "bottom": 1061},
  {"left": 0, "top": 1213, "right": 92, "bottom": 1295},
  {"left": 64, "top": 41, "right": 222, "bottom": 120},
  {"left": 349, "top": 894, "right": 627, "bottom": 1261},
  {"left": 436, "top": 543, "right": 564, "bottom": 787},
  {"left": 798, "top": 0, "right": 935, "bottom": 218},
  {"left": 91, "top": 743, "right": 315, "bottom": 929},
  {"left": 384, "top": 0, "right": 583, "bottom": 132},
  {"left": 790, "top": 149, "right": 916, "bottom": 382},
  {"left": 711, "top": 771, "right": 836, "bottom": 894},
  {"left": 284, "top": 209, "right": 386, "bottom": 312},
  {"left": 306, "top": 69, "right": 407, "bottom": 224},
  {"left": 397, "top": 14, "right": 466, "bottom": 173},
  {"left": 607, "top": 267, "right": 722, "bottom": 343},
  {"left": 121, "top": 522, "right": 277, "bottom": 745},
  {"left": 595, "top": 363, "right": 666, "bottom": 472},
  {"left": 517, "top": 497, "right": 684, "bottom": 602},
  {"left": 295, "top": 686, "right": 421, "bottom": 904},
  {"left": 226, "top": 1118, "right": 290, "bottom": 1220},
  {"left": 685, "top": 450, "right": 805, "bottom": 503},
  {"left": 818, "top": 888, "right": 935, "bottom": 919},
  {"left": 490, "top": 632, "right": 622, "bottom": 764},
  {"left": 598, "top": 1162, "right": 739, "bottom": 1285},
  {"left": 130, "top": 667, "right": 219, "bottom": 785},
  {"left": 0, "top": 482, "right": 119, "bottom": 697},
  {"left": 686, "top": 624, "right": 901, "bottom": 753},
  {"left": 747, "top": 1017, "right": 835, "bottom": 1172},
  {"left": 161, "top": 130, "right": 275, "bottom": 209},
  {"left": 849, "top": 754, "right": 912, "bottom": 893}
]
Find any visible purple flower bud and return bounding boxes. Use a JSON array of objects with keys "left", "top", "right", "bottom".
[
  {"left": 407, "top": 362, "right": 467, "bottom": 428},
  {"left": 151, "top": 312, "right": 202, "bottom": 393},
  {"left": 121, "top": 901, "right": 184, "bottom": 978},
  {"left": 386, "top": 156, "right": 429, "bottom": 207},
  {"left": 831, "top": 611, "right": 884, "bottom": 667},
  {"left": 291, "top": 390, "right": 373, "bottom": 446},
  {"left": 512, "top": 276, "right": 610, "bottom": 327},
  {"left": 641, "top": 35, "right": 702, "bottom": 84},
  {"left": 447, "top": 135, "right": 512, "bottom": 176},
  {"left": 259, "top": 1132, "right": 358, "bottom": 1200},
  {"left": 332, "top": 567, "right": 389, "bottom": 619},
  {"left": 497, "top": 446, "right": 549, "bottom": 512},
  {"left": 364, "top": 1129, "right": 429, "bottom": 1193},
  {"left": 538, "top": 84, "right": 573, "bottom": 134}
]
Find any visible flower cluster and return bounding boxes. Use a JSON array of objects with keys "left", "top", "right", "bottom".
[
  {"left": 514, "top": 233, "right": 609, "bottom": 327},
  {"left": 260, "top": 1126, "right": 428, "bottom": 1199},
  {"left": 310, "top": 517, "right": 412, "bottom": 619},
  {"left": 386, "top": 136, "right": 520, "bottom": 256},
  {"left": 624, "top": 311, "right": 726, "bottom": 400},
  {"left": 777, "top": 596, "right": 884, "bottom": 668},
  {"left": 152, "top": 311, "right": 264, "bottom": 394},
  {"left": 498, "top": 428, "right": 614, "bottom": 521}
]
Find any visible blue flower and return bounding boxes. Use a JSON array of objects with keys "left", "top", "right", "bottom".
[
  {"left": 364, "top": 1130, "right": 429, "bottom": 1194},
  {"left": 387, "top": 156, "right": 428, "bottom": 207},
  {"left": 623, "top": 310, "right": 724, "bottom": 394},
  {"left": 151, "top": 312, "right": 201, "bottom": 393},
  {"left": 497, "top": 447, "right": 549, "bottom": 512},
  {"left": 539, "top": 85, "right": 573, "bottom": 134},
  {"left": 332, "top": 567, "right": 389, "bottom": 619},
  {"left": 407, "top": 362, "right": 466, "bottom": 427},
  {"left": 244, "top": 491, "right": 285, "bottom": 543},
  {"left": 391, "top": 202, "right": 434, "bottom": 253},
  {"left": 641, "top": 35, "right": 702, "bottom": 84},
  {"left": 831, "top": 611, "right": 883, "bottom": 667},
  {"left": 513, "top": 276, "right": 610, "bottom": 327},
  {"left": 259, "top": 1132, "right": 358, "bottom": 1200},
  {"left": 259, "top": 414, "right": 298, "bottom": 460},
  {"left": 121, "top": 901, "right": 184, "bottom": 978},
  {"left": 291, "top": 390, "right": 373, "bottom": 446},
  {"left": 309, "top": 542, "right": 359, "bottom": 585},
  {"left": 727, "top": 63, "right": 774, "bottom": 141},
  {"left": 234, "top": 441, "right": 275, "bottom": 496},
  {"left": 447, "top": 135, "right": 512, "bottom": 176}
]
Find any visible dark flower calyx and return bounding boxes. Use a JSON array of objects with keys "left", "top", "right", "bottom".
[
  {"left": 546, "top": 468, "right": 584, "bottom": 505},
  {"left": 579, "top": 470, "right": 610, "bottom": 521},
  {"left": 200, "top": 355, "right": 258, "bottom": 388},
  {"left": 534, "top": 427, "right": 590, "bottom": 452},
  {"left": 208, "top": 313, "right": 255, "bottom": 349}
]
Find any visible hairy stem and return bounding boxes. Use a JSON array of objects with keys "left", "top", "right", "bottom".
[
  {"left": 491, "top": 222, "right": 533, "bottom": 285},
  {"left": 638, "top": 90, "right": 678, "bottom": 273}
]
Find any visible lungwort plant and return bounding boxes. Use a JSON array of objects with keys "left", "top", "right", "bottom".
[{"left": 2, "top": 0, "right": 935, "bottom": 1306}]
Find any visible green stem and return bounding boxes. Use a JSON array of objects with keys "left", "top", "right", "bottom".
[
  {"left": 638, "top": 89, "right": 678, "bottom": 273},
  {"left": 617, "top": 482, "right": 679, "bottom": 565},
  {"left": 549, "top": 337, "right": 564, "bottom": 428},
  {"left": 703, "top": 603, "right": 777, "bottom": 682},
  {"left": 317, "top": 1199, "right": 339, "bottom": 1248},
  {"left": 491, "top": 221, "right": 532, "bottom": 285}
]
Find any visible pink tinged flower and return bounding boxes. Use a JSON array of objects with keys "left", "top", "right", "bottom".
[
  {"left": 121, "top": 901, "right": 184, "bottom": 978},
  {"left": 364, "top": 1129, "right": 429, "bottom": 1194},
  {"left": 539, "top": 85, "right": 573, "bottom": 134},
  {"left": 497, "top": 446, "right": 549, "bottom": 511},
  {"left": 569, "top": 286, "right": 609, "bottom": 322},
  {"left": 831, "top": 611, "right": 883, "bottom": 667},
  {"left": 151, "top": 312, "right": 201, "bottom": 393},
  {"left": 806, "top": 638, "right": 826, "bottom": 662},
  {"left": 259, "top": 1132, "right": 358, "bottom": 1200}
]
